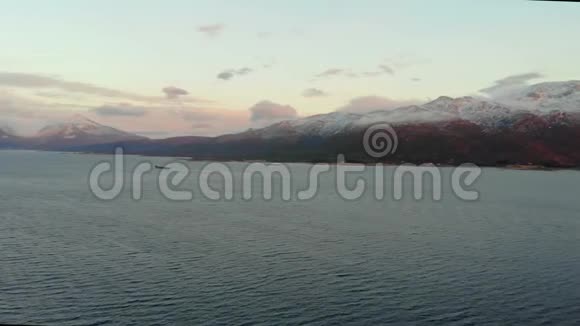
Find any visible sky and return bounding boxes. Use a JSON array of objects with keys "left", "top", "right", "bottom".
[{"left": 1, "top": 0, "right": 579, "bottom": 137}]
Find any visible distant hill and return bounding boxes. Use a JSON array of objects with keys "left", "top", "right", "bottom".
[{"left": 29, "top": 115, "right": 146, "bottom": 150}]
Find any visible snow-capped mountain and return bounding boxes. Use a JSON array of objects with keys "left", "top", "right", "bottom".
[
  {"left": 37, "top": 115, "right": 141, "bottom": 139},
  {"left": 164, "top": 81, "right": 577, "bottom": 167},
  {"left": 242, "top": 81, "right": 580, "bottom": 140},
  {"left": 492, "top": 80, "right": 580, "bottom": 112},
  {"left": 241, "top": 97, "right": 511, "bottom": 139},
  {"left": 31, "top": 115, "right": 146, "bottom": 149}
]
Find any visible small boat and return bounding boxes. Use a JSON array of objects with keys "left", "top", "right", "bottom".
[{"left": 155, "top": 165, "right": 169, "bottom": 170}]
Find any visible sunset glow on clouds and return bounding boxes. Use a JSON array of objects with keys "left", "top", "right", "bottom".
[{"left": 1, "top": 0, "right": 579, "bottom": 137}]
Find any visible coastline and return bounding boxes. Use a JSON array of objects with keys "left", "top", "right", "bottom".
[{"left": 2, "top": 148, "right": 578, "bottom": 171}]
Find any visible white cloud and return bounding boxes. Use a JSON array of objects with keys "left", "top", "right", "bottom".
[
  {"left": 217, "top": 67, "right": 254, "bottom": 80},
  {"left": 302, "top": 88, "right": 328, "bottom": 98},
  {"left": 479, "top": 72, "right": 544, "bottom": 98},
  {"left": 197, "top": 24, "right": 224, "bottom": 37},
  {"left": 0, "top": 72, "right": 208, "bottom": 103},
  {"left": 249, "top": 100, "right": 298, "bottom": 122},
  {"left": 162, "top": 86, "right": 189, "bottom": 99}
]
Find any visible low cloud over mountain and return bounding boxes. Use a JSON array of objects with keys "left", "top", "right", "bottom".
[
  {"left": 91, "top": 104, "right": 148, "bottom": 117},
  {"left": 249, "top": 100, "right": 298, "bottom": 122},
  {"left": 480, "top": 72, "right": 544, "bottom": 99},
  {"left": 337, "top": 96, "right": 422, "bottom": 113}
]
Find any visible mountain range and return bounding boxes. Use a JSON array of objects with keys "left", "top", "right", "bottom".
[{"left": 1, "top": 81, "right": 580, "bottom": 167}]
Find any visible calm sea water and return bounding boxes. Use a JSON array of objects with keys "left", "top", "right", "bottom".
[{"left": 1, "top": 150, "right": 579, "bottom": 325}]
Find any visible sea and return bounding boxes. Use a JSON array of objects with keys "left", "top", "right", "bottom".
[{"left": 0, "top": 150, "right": 579, "bottom": 325}]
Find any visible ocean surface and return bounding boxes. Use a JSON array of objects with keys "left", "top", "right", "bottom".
[{"left": 1, "top": 150, "right": 579, "bottom": 325}]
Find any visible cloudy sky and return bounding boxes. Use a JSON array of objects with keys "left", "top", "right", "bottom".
[{"left": 1, "top": 0, "right": 579, "bottom": 137}]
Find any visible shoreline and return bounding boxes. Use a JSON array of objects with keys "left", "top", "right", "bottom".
[{"left": 2, "top": 148, "right": 578, "bottom": 171}]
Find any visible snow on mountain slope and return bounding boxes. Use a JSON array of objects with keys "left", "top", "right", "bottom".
[
  {"left": 357, "top": 103, "right": 455, "bottom": 126},
  {"left": 253, "top": 97, "right": 513, "bottom": 138},
  {"left": 252, "top": 112, "right": 362, "bottom": 138},
  {"left": 430, "top": 97, "right": 514, "bottom": 129},
  {"left": 250, "top": 81, "right": 580, "bottom": 139},
  {"left": 289, "top": 112, "right": 363, "bottom": 136},
  {"left": 257, "top": 103, "right": 459, "bottom": 138},
  {"left": 492, "top": 80, "right": 580, "bottom": 112},
  {"left": 37, "top": 115, "right": 142, "bottom": 139}
]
